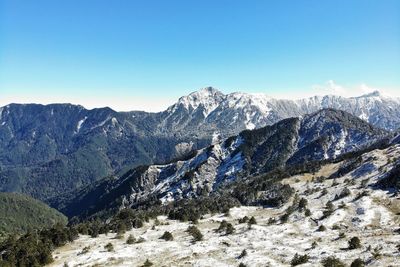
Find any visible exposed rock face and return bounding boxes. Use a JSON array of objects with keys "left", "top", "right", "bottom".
[
  {"left": 0, "top": 88, "right": 398, "bottom": 201},
  {"left": 57, "top": 109, "right": 387, "bottom": 218}
]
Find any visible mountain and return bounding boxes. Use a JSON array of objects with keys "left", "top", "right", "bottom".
[
  {"left": 47, "top": 140, "right": 400, "bottom": 266},
  {"left": 0, "top": 192, "right": 67, "bottom": 239},
  {"left": 1, "top": 88, "right": 398, "bottom": 202},
  {"left": 56, "top": 109, "right": 387, "bottom": 219}
]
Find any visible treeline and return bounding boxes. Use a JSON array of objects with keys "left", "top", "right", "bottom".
[{"left": 0, "top": 223, "right": 77, "bottom": 266}]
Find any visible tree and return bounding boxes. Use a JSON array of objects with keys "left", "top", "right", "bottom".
[
  {"left": 239, "top": 249, "right": 247, "bottom": 259},
  {"left": 350, "top": 258, "right": 365, "bottom": 267},
  {"left": 160, "top": 231, "right": 173, "bottom": 241},
  {"left": 321, "top": 256, "right": 345, "bottom": 267},
  {"left": 225, "top": 223, "right": 235, "bottom": 235},
  {"left": 104, "top": 243, "right": 114, "bottom": 252},
  {"left": 126, "top": 234, "right": 136, "bottom": 244},
  {"left": 298, "top": 198, "right": 308, "bottom": 211},
  {"left": 348, "top": 237, "right": 361, "bottom": 250},
  {"left": 291, "top": 253, "right": 309, "bottom": 266},
  {"left": 187, "top": 226, "right": 203, "bottom": 242},
  {"left": 142, "top": 259, "right": 153, "bottom": 267},
  {"left": 248, "top": 216, "right": 257, "bottom": 228}
]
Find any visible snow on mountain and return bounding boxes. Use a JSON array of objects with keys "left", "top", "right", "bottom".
[
  {"left": 49, "top": 142, "right": 400, "bottom": 267},
  {"left": 58, "top": 109, "right": 387, "bottom": 219},
  {"left": 162, "top": 87, "right": 400, "bottom": 135}
]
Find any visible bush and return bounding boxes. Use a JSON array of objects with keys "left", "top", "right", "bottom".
[
  {"left": 126, "top": 234, "right": 136, "bottom": 244},
  {"left": 280, "top": 212, "right": 290, "bottom": 223},
  {"left": 350, "top": 258, "right": 365, "bottom": 267},
  {"left": 321, "top": 256, "right": 345, "bottom": 267},
  {"left": 142, "top": 259, "right": 153, "bottom": 267},
  {"left": 348, "top": 237, "right": 361, "bottom": 250},
  {"left": 187, "top": 226, "right": 203, "bottom": 242},
  {"left": 322, "top": 201, "right": 334, "bottom": 219},
  {"left": 304, "top": 209, "right": 311, "bottom": 217},
  {"left": 217, "top": 220, "right": 228, "bottom": 233},
  {"left": 290, "top": 253, "right": 309, "bottom": 266},
  {"left": 317, "top": 225, "right": 326, "bottom": 232},
  {"left": 298, "top": 198, "right": 308, "bottom": 211},
  {"left": 104, "top": 243, "right": 114, "bottom": 252},
  {"left": 239, "top": 249, "right": 247, "bottom": 258},
  {"left": 334, "top": 188, "right": 351, "bottom": 200},
  {"left": 248, "top": 216, "right": 257, "bottom": 225},
  {"left": 238, "top": 216, "right": 249, "bottom": 224},
  {"left": 238, "top": 263, "right": 247, "bottom": 267},
  {"left": 160, "top": 231, "right": 173, "bottom": 241},
  {"left": 225, "top": 223, "right": 235, "bottom": 235}
]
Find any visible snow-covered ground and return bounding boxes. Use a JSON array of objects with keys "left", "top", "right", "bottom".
[{"left": 49, "top": 145, "right": 400, "bottom": 267}]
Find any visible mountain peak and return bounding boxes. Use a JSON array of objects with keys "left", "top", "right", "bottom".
[{"left": 169, "top": 87, "right": 224, "bottom": 116}]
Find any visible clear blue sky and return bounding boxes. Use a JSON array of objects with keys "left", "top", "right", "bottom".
[{"left": 0, "top": 0, "right": 399, "bottom": 111}]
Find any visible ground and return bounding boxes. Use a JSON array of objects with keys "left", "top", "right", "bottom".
[{"left": 49, "top": 145, "right": 400, "bottom": 267}]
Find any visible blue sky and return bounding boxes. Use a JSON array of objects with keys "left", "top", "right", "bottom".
[{"left": 0, "top": 0, "right": 399, "bottom": 111}]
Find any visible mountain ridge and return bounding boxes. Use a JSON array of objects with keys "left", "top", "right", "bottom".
[
  {"left": 54, "top": 109, "right": 387, "bottom": 219},
  {"left": 0, "top": 88, "right": 398, "bottom": 202}
]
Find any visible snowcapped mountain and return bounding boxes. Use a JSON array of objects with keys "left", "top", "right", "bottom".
[
  {"left": 57, "top": 109, "right": 387, "bottom": 219},
  {"left": 0, "top": 88, "right": 398, "bottom": 203},
  {"left": 157, "top": 87, "right": 400, "bottom": 139}
]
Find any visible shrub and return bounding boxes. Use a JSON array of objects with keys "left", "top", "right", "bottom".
[
  {"left": 334, "top": 188, "right": 351, "bottom": 200},
  {"left": 290, "top": 253, "right": 309, "bottom": 266},
  {"left": 298, "top": 198, "right": 308, "bottom": 211},
  {"left": 304, "top": 209, "right": 311, "bottom": 217},
  {"left": 225, "top": 223, "right": 235, "bottom": 235},
  {"left": 248, "top": 216, "right": 257, "bottom": 225},
  {"left": 79, "top": 246, "right": 90, "bottom": 255},
  {"left": 321, "top": 256, "right": 345, "bottom": 267},
  {"left": 317, "top": 225, "right": 326, "bottom": 232},
  {"left": 126, "top": 234, "right": 136, "bottom": 244},
  {"left": 217, "top": 220, "right": 228, "bottom": 233},
  {"left": 322, "top": 201, "right": 334, "bottom": 218},
  {"left": 104, "top": 243, "right": 113, "bottom": 252},
  {"left": 142, "top": 259, "right": 153, "bottom": 267},
  {"left": 238, "top": 216, "right": 249, "bottom": 224},
  {"left": 280, "top": 213, "right": 290, "bottom": 223},
  {"left": 348, "top": 237, "right": 361, "bottom": 250},
  {"left": 311, "top": 241, "right": 317, "bottom": 249},
  {"left": 239, "top": 249, "right": 247, "bottom": 258},
  {"left": 187, "top": 226, "right": 203, "bottom": 242},
  {"left": 350, "top": 258, "right": 365, "bottom": 267},
  {"left": 238, "top": 263, "right": 247, "bottom": 267},
  {"left": 160, "top": 231, "right": 173, "bottom": 241},
  {"left": 371, "top": 247, "right": 381, "bottom": 259}
]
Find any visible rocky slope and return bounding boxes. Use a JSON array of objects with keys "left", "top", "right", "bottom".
[
  {"left": 48, "top": 138, "right": 400, "bottom": 267},
  {"left": 56, "top": 109, "right": 387, "bottom": 219},
  {"left": 1, "top": 88, "right": 398, "bottom": 202}
]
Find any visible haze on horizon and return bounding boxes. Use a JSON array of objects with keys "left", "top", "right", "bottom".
[{"left": 0, "top": 0, "right": 399, "bottom": 111}]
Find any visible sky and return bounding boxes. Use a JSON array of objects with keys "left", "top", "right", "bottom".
[{"left": 0, "top": 0, "right": 399, "bottom": 111}]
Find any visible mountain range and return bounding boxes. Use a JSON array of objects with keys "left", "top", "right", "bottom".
[
  {"left": 53, "top": 108, "right": 388, "bottom": 219},
  {"left": 0, "top": 88, "right": 399, "bottom": 202}
]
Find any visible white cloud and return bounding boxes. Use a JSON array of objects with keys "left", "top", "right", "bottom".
[{"left": 310, "top": 80, "right": 400, "bottom": 98}]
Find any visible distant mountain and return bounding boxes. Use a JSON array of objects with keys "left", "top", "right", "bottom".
[
  {"left": 56, "top": 109, "right": 387, "bottom": 219},
  {"left": 0, "top": 192, "right": 67, "bottom": 239},
  {"left": 1, "top": 88, "right": 398, "bottom": 202}
]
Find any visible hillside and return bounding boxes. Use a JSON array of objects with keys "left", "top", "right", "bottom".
[
  {"left": 0, "top": 193, "right": 67, "bottom": 239},
  {"left": 54, "top": 109, "right": 387, "bottom": 220},
  {"left": 48, "top": 140, "right": 400, "bottom": 266}
]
